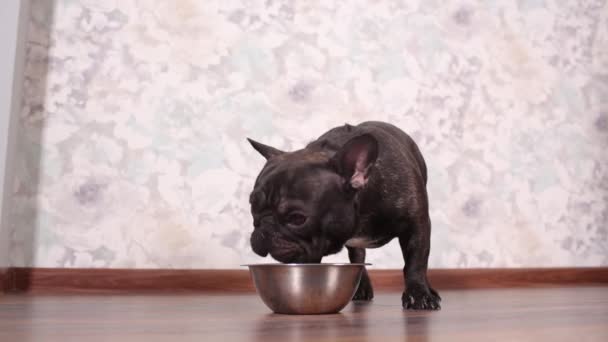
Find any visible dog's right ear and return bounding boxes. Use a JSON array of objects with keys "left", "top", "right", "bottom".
[
  {"left": 330, "top": 134, "right": 378, "bottom": 189},
  {"left": 247, "top": 138, "right": 285, "bottom": 160}
]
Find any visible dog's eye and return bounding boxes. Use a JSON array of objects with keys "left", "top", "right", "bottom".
[{"left": 286, "top": 213, "right": 307, "bottom": 226}]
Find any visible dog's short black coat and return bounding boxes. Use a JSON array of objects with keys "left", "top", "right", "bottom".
[{"left": 247, "top": 121, "right": 441, "bottom": 310}]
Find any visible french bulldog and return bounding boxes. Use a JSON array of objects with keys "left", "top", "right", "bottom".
[{"left": 247, "top": 121, "right": 441, "bottom": 310}]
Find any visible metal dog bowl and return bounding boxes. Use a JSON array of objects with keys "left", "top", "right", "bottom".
[{"left": 243, "top": 263, "right": 370, "bottom": 315}]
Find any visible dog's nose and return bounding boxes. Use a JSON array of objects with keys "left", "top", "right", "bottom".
[
  {"left": 253, "top": 213, "right": 273, "bottom": 229},
  {"left": 250, "top": 231, "right": 268, "bottom": 257}
]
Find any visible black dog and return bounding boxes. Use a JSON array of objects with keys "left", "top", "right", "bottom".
[{"left": 247, "top": 121, "right": 440, "bottom": 310}]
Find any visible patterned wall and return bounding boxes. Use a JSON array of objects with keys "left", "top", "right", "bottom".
[{"left": 7, "top": 0, "right": 608, "bottom": 268}]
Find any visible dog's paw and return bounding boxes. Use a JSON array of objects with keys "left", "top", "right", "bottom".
[
  {"left": 429, "top": 286, "right": 441, "bottom": 301},
  {"left": 352, "top": 272, "right": 374, "bottom": 301},
  {"left": 402, "top": 284, "right": 441, "bottom": 310}
]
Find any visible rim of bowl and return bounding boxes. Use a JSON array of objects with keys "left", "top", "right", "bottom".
[{"left": 240, "top": 263, "right": 371, "bottom": 267}]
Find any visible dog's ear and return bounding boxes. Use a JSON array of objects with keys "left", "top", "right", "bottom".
[
  {"left": 247, "top": 138, "right": 285, "bottom": 160},
  {"left": 331, "top": 134, "right": 378, "bottom": 189}
]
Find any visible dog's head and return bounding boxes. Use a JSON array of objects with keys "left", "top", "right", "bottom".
[{"left": 247, "top": 134, "right": 378, "bottom": 263}]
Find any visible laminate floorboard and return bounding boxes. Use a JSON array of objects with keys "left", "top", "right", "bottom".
[{"left": 1, "top": 287, "right": 607, "bottom": 341}]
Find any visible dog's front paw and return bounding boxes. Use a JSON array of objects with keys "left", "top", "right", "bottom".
[
  {"left": 402, "top": 284, "right": 441, "bottom": 310},
  {"left": 352, "top": 271, "right": 374, "bottom": 301}
]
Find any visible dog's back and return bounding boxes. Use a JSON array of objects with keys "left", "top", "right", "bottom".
[{"left": 308, "top": 121, "right": 429, "bottom": 221}]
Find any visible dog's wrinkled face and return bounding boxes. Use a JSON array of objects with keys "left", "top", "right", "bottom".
[{"left": 247, "top": 135, "right": 378, "bottom": 263}]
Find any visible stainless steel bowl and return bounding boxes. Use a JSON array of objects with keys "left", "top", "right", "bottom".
[{"left": 243, "top": 263, "right": 370, "bottom": 315}]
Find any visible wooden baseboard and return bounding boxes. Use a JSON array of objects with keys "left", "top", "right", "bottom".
[
  {"left": 0, "top": 268, "right": 8, "bottom": 294},
  {"left": 5, "top": 268, "right": 253, "bottom": 294},
  {"left": 2, "top": 267, "right": 607, "bottom": 294},
  {"left": 372, "top": 267, "right": 608, "bottom": 291}
]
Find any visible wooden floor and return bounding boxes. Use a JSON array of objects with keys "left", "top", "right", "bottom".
[{"left": 1, "top": 287, "right": 607, "bottom": 341}]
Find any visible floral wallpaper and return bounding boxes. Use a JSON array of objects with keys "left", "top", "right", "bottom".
[{"left": 7, "top": 0, "right": 608, "bottom": 268}]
